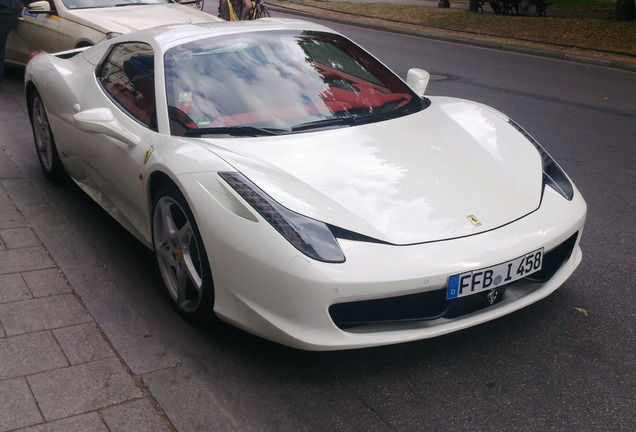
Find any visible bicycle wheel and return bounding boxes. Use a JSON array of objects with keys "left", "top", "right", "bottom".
[{"left": 256, "top": 4, "right": 270, "bottom": 18}]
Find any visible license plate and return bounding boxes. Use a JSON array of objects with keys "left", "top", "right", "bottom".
[{"left": 447, "top": 248, "right": 544, "bottom": 300}]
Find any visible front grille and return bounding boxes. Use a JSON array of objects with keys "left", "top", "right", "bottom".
[
  {"left": 329, "top": 289, "right": 449, "bottom": 329},
  {"left": 329, "top": 232, "right": 579, "bottom": 331}
]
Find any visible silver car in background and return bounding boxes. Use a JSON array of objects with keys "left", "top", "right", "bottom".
[{"left": 6, "top": 0, "right": 220, "bottom": 66}]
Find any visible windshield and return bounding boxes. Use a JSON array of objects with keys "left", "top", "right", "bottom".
[
  {"left": 60, "top": 0, "right": 171, "bottom": 9},
  {"left": 164, "top": 30, "right": 424, "bottom": 137}
]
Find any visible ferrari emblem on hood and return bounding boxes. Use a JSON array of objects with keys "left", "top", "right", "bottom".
[{"left": 467, "top": 215, "right": 482, "bottom": 227}]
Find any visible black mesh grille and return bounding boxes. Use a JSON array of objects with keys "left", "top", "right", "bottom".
[{"left": 329, "top": 289, "right": 449, "bottom": 329}]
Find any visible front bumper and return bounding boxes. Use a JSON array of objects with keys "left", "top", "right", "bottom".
[{"left": 186, "top": 174, "right": 586, "bottom": 351}]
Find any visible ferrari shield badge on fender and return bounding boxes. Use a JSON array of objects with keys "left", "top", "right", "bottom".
[
  {"left": 467, "top": 215, "right": 481, "bottom": 227},
  {"left": 144, "top": 146, "right": 154, "bottom": 165}
]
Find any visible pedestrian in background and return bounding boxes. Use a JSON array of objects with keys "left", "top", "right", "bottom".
[
  {"left": 518, "top": 0, "right": 531, "bottom": 15},
  {"left": 0, "top": 0, "right": 23, "bottom": 89}
]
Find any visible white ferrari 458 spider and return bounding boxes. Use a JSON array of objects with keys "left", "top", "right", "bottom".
[{"left": 24, "top": 19, "right": 587, "bottom": 350}]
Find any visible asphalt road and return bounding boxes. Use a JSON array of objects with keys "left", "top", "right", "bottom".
[{"left": 2, "top": 13, "right": 635, "bottom": 432}]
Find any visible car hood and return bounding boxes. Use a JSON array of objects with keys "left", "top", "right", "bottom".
[
  {"left": 204, "top": 97, "right": 544, "bottom": 245},
  {"left": 64, "top": 4, "right": 219, "bottom": 35}
]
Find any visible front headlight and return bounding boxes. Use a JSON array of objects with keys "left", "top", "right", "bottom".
[
  {"left": 509, "top": 119, "right": 574, "bottom": 200},
  {"left": 219, "top": 172, "right": 346, "bottom": 263}
]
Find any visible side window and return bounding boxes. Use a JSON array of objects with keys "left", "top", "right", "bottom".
[{"left": 97, "top": 42, "right": 157, "bottom": 131}]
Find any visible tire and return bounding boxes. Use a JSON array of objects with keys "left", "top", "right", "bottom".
[
  {"left": 152, "top": 183, "right": 215, "bottom": 322},
  {"left": 29, "top": 89, "right": 65, "bottom": 182},
  {"left": 196, "top": 0, "right": 204, "bottom": 10}
]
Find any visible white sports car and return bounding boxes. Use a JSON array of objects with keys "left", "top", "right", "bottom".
[
  {"left": 25, "top": 19, "right": 587, "bottom": 350},
  {"left": 6, "top": 0, "right": 220, "bottom": 66}
]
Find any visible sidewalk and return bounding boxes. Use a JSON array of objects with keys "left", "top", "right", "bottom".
[{"left": 0, "top": 86, "right": 172, "bottom": 431}]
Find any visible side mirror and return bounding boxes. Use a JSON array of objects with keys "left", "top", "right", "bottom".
[
  {"left": 26, "top": 1, "right": 52, "bottom": 14},
  {"left": 73, "top": 108, "right": 140, "bottom": 147},
  {"left": 406, "top": 68, "right": 430, "bottom": 97}
]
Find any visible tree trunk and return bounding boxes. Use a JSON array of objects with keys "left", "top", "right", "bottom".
[
  {"left": 469, "top": 0, "right": 480, "bottom": 12},
  {"left": 615, "top": 0, "right": 635, "bottom": 21}
]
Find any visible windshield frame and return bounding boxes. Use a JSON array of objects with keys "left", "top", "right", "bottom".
[{"left": 163, "top": 30, "right": 425, "bottom": 137}]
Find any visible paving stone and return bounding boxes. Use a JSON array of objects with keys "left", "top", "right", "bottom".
[
  {"left": 2, "top": 178, "right": 48, "bottom": 208},
  {"left": 0, "top": 150, "right": 23, "bottom": 179},
  {"left": 101, "top": 398, "right": 171, "bottom": 432},
  {"left": 14, "top": 413, "right": 109, "bottom": 432},
  {"left": 0, "top": 273, "right": 32, "bottom": 303},
  {"left": 0, "top": 182, "right": 13, "bottom": 205},
  {"left": 0, "top": 227, "right": 40, "bottom": 248},
  {"left": 0, "top": 121, "right": 31, "bottom": 137},
  {"left": 23, "top": 268, "right": 72, "bottom": 297},
  {"left": 0, "top": 377, "right": 44, "bottom": 431},
  {"left": 0, "top": 246, "right": 55, "bottom": 275},
  {"left": 0, "top": 206, "right": 25, "bottom": 230},
  {"left": 0, "top": 294, "right": 91, "bottom": 336},
  {"left": 18, "top": 203, "right": 67, "bottom": 230},
  {"left": 27, "top": 358, "right": 143, "bottom": 421},
  {"left": 0, "top": 331, "right": 68, "bottom": 380},
  {"left": 53, "top": 323, "right": 115, "bottom": 365}
]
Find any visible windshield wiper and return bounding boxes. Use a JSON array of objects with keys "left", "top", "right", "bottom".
[
  {"left": 291, "top": 112, "right": 405, "bottom": 132},
  {"left": 114, "top": 2, "right": 152, "bottom": 5},
  {"left": 290, "top": 116, "right": 359, "bottom": 132},
  {"left": 184, "top": 126, "right": 287, "bottom": 137}
]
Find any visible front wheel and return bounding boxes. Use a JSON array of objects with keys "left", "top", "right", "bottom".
[
  {"left": 29, "top": 89, "right": 65, "bottom": 182},
  {"left": 152, "top": 184, "right": 215, "bottom": 322}
]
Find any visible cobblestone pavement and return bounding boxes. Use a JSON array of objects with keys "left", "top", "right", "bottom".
[{"left": 0, "top": 80, "right": 173, "bottom": 432}]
